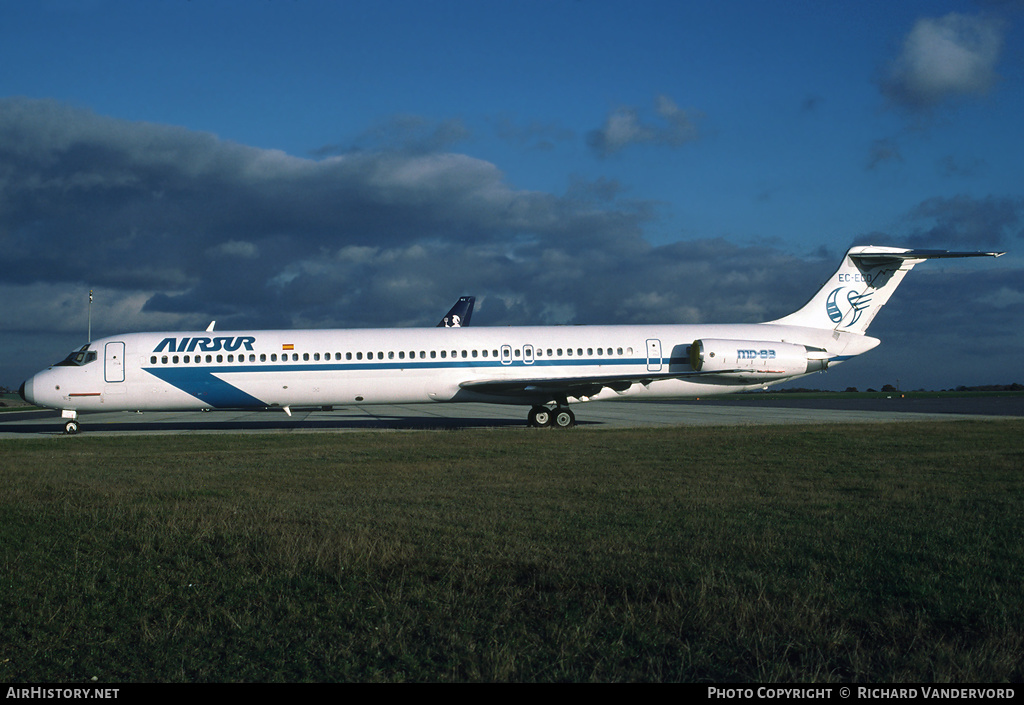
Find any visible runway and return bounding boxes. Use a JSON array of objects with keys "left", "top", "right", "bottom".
[{"left": 1, "top": 395, "right": 1020, "bottom": 437}]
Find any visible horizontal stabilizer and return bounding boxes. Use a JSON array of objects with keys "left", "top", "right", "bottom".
[
  {"left": 850, "top": 248, "right": 1004, "bottom": 262},
  {"left": 769, "top": 246, "right": 1005, "bottom": 334}
]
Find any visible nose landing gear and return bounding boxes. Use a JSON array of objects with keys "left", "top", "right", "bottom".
[{"left": 62, "top": 410, "right": 81, "bottom": 435}]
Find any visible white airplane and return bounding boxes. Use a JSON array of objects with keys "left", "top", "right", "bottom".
[{"left": 19, "top": 246, "right": 1002, "bottom": 434}]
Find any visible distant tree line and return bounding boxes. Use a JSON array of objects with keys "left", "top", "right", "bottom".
[{"left": 774, "top": 383, "right": 1023, "bottom": 394}]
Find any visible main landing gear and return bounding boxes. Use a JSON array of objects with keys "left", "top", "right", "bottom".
[{"left": 528, "top": 405, "right": 575, "bottom": 429}]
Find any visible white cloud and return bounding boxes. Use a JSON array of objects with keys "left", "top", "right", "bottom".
[
  {"left": 881, "top": 13, "right": 1004, "bottom": 111},
  {"left": 587, "top": 94, "right": 700, "bottom": 157},
  {"left": 209, "top": 240, "right": 260, "bottom": 259}
]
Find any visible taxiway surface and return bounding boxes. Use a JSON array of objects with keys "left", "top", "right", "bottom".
[{"left": 1, "top": 396, "right": 1020, "bottom": 437}]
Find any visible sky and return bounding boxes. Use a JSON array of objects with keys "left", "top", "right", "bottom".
[{"left": 2, "top": 0, "right": 1022, "bottom": 392}]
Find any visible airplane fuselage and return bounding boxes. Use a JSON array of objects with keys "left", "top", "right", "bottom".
[{"left": 21, "top": 322, "right": 874, "bottom": 415}]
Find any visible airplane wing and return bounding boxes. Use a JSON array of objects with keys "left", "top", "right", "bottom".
[{"left": 459, "top": 369, "right": 733, "bottom": 402}]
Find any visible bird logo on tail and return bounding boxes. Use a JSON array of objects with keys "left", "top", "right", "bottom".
[{"left": 826, "top": 287, "right": 873, "bottom": 328}]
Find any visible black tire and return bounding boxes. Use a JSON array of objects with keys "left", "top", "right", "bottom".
[
  {"left": 528, "top": 406, "right": 552, "bottom": 428},
  {"left": 553, "top": 407, "right": 575, "bottom": 428}
]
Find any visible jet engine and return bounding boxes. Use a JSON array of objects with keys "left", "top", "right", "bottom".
[{"left": 689, "top": 339, "right": 830, "bottom": 380}]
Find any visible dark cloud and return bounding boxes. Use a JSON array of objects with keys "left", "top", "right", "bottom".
[
  {"left": 879, "top": 13, "right": 1005, "bottom": 112},
  {"left": 800, "top": 94, "right": 823, "bottom": 114},
  {"left": 2, "top": 98, "right": 1020, "bottom": 391},
  {"left": 903, "top": 194, "right": 1023, "bottom": 249},
  {"left": 0, "top": 99, "right": 798, "bottom": 370},
  {"left": 490, "top": 114, "right": 575, "bottom": 152},
  {"left": 867, "top": 138, "right": 904, "bottom": 170},
  {"left": 311, "top": 115, "right": 473, "bottom": 157},
  {"left": 937, "top": 154, "right": 985, "bottom": 178}
]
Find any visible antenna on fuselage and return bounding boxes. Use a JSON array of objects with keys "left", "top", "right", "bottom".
[{"left": 88, "top": 289, "right": 93, "bottom": 343}]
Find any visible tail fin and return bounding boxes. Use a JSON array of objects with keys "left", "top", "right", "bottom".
[
  {"left": 770, "top": 246, "right": 1003, "bottom": 334},
  {"left": 437, "top": 296, "right": 475, "bottom": 327}
]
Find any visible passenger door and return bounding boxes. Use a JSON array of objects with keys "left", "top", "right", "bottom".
[
  {"left": 105, "top": 341, "right": 125, "bottom": 383},
  {"left": 646, "top": 339, "right": 662, "bottom": 372}
]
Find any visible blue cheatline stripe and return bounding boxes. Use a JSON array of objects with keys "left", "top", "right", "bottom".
[
  {"left": 140, "top": 354, "right": 732, "bottom": 408},
  {"left": 141, "top": 357, "right": 661, "bottom": 407},
  {"left": 144, "top": 356, "right": 654, "bottom": 376},
  {"left": 144, "top": 368, "right": 269, "bottom": 408}
]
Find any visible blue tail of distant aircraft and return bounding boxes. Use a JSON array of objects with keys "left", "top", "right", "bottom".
[{"left": 437, "top": 296, "right": 475, "bottom": 327}]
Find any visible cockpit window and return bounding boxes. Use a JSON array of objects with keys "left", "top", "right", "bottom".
[{"left": 55, "top": 345, "right": 98, "bottom": 367}]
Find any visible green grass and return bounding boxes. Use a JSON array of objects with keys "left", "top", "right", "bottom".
[{"left": 2, "top": 421, "right": 1023, "bottom": 682}]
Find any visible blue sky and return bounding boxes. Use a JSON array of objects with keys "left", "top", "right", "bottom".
[{"left": 2, "top": 0, "right": 1022, "bottom": 391}]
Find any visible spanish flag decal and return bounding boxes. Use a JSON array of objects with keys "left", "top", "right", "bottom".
[{"left": 282, "top": 344, "right": 294, "bottom": 351}]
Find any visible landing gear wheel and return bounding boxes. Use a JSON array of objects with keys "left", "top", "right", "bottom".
[
  {"left": 552, "top": 407, "right": 576, "bottom": 428},
  {"left": 528, "top": 406, "right": 553, "bottom": 428},
  {"left": 64, "top": 420, "right": 80, "bottom": 435}
]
